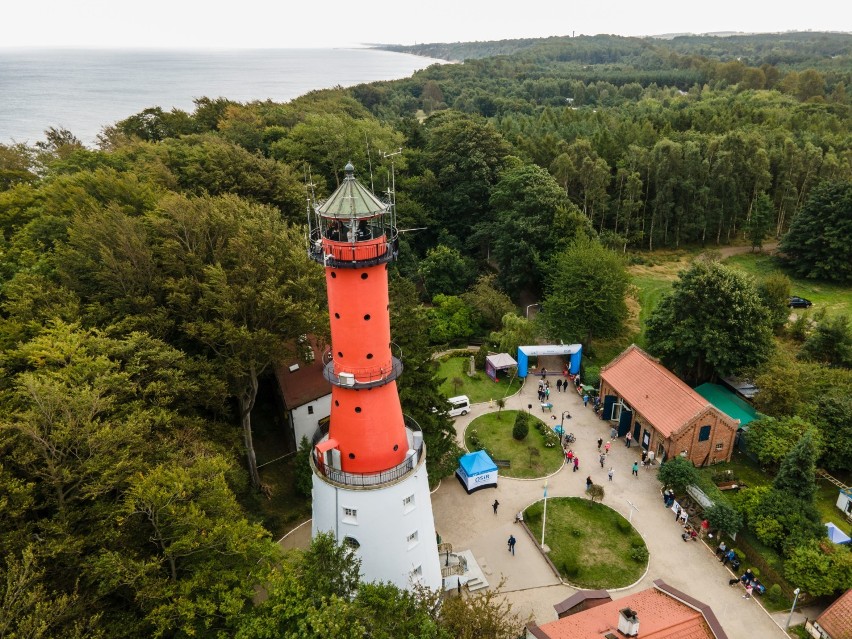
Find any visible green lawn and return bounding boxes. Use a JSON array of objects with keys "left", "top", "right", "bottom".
[
  {"left": 524, "top": 497, "right": 648, "bottom": 588},
  {"left": 465, "top": 410, "right": 564, "bottom": 479},
  {"left": 724, "top": 253, "right": 852, "bottom": 318},
  {"left": 436, "top": 356, "right": 522, "bottom": 403}
]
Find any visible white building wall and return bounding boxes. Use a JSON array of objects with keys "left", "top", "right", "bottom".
[
  {"left": 291, "top": 394, "right": 331, "bottom": 447},
  {"left": 312, "top": 456, "right": 441, "bottom": 591}
]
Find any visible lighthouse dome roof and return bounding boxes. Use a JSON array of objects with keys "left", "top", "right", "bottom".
[{"left": 316, "top": 163, "right": 389, "bottom": 219}]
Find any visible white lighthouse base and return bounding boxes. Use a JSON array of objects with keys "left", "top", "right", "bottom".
[{"left": 312, "top": 460, "right": 441, "bottom": 592}]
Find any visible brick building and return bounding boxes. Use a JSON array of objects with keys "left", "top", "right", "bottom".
[{"left": 599, "top": 345, "right": 738, "bottom": 467}]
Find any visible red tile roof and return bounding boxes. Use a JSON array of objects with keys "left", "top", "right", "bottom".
[
  {"left": 530, "top": 581, "right": 726, "bottom": 639},
  {"left": 600, "top": 345, "right": 714, "bottom": 438},
  {"left": 274, "top": 339, "right": 331, "bottom": 409},
  {"left": 817, "top": 589, "right": 852, "bottom": 639}
]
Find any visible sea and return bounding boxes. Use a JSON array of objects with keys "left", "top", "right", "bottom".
[{"left": 0, "top": 48, "right": 444, "bottom": 147}]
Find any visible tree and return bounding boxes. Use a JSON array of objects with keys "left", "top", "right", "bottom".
[
  {"left": 489, "top": 313, "right": 537, "bottom": 358},
  {"left": 799, "top": 314, "right": 852, "bottom": 368},
  {"left": 294, "top": 436, "right": 313, "bottom": 499},
  {"left": 751, "top": 489, "right": 824, "bottom": 553},
  {"left": 780, "top": 181, "right": 852, "bottom": 283},
  {"left": 438, "top": 581, "right": 527, "bottom": 639},
  {"left": 418, "top": 244, "right": 475, "bottom": 298},
  {"left": 744, "top": 416, "right": 819, "bottom": 469},
  {"left": 155, "top": 194, "right": 326, "bottom": 488},
  {"left": 745, "top": 193, "right": 774, "bottom": 251},
  {"left": 487, "top": 163, "right": 573, "bottom": 294},
  {"left": 704, "top": 502, "right": 743, "bottom": 537},
  {"left": 645, "top": 258, "right": 774, "bottom": 383},
  {"left": 427, "top": 294, "right": 475, "bottom": 345},
  {"left": 811, "top": 395, "right": 852, "bottom": 473},
  {"left": 540, "top": 236, "right": 629, "bottom": 350},
  {"left": 461, "top": 274, "right": 516, "bottom": 333},
  {"left": 97, "top": 455, "right": 276, "bottom": 637},
  {"left": 784, "top": 541, "right": 852, "bottom": 597},
  {"left": 773, "top": 430, "right": 818, "bottom": 501},
  {"left": 588, "top": 484, "right": 605, "bottom": 502},
  {"left": 513, "top": 412, "right": 529, "bottom": 441},
  {"left": 657, "top": 456, "right": 699, "bottom": 493},
  {"left": 756, "top": 272, "right": 792, "bottom": 332}
]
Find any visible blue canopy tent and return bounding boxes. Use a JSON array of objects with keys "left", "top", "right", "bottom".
[
  {"left": 826, "top": 522, "right": 851, "bottom": 545},
  {"left": 517, "top": 344, "right": 582, "bottom": 377},
  {"left": 456, "top": 450, "right": 498, "bottom": 494}
]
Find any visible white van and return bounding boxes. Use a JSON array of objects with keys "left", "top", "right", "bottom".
[{"left": 447, "top": 395, "right": 471, "bottom": 417}]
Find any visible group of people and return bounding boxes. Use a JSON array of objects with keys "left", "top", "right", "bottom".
[{"left": 537, "top": 379, "right": 550, "bottom": 402}]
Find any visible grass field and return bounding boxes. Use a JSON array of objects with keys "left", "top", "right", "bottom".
[
  {"left": 524, "top": 497, "right": 648, "bottom": 588},
  {"left": 436, "top": 356, "right": 522, "bottom": 403},
  {"left": 465, "top": 410, "right": 564, "bottom": 479}
]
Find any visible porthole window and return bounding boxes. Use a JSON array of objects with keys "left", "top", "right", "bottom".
[
  {"left": 355, "top": 407, "right": 362, "bottom": 413},
  {"left": 337, "top": 351, "right": 343, "bottom": 358},
  {"left": 393, "top": 444, "right": 399, "bottom": 451},
  {"left": 360, "top": 273, "right": 368, "bottom": 280},
  {"left": 364, "top": 314, "right": 371, "bottom": 321},
  {"left": 366, "top": 353, "right": 373, "bottom": 359},
  {"left": 349, "top": 452, "right": 355, "bottom": 459},
  {"left": 331, "top": 272, "right": 337, "bottom": 278},
  {"left": 335, "top": 400, "right": 339, "bottom": 406},
  {"left": 335, "top": 313, "right": 340, "bottom": 319}
]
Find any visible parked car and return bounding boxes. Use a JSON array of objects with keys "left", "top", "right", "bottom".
[
  {"left": 788, "top": 296, "right": 813, "bottom": 308},
  {"left": 446, "top": 395, "right": 471, "bottom": 417}
]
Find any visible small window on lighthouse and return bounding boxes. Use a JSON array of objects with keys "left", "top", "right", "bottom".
[
  {"left": 343, "top": 507, "right": 358, "bottom": 524},
  {"left": 403, "top": 494, "right": 415, "bottom": 512},
  {"left": 406, "top": 531, "right": 419, "bottom": 547},
  {"left": 410, "top": 565, "right": 423, "bottom": 580}
]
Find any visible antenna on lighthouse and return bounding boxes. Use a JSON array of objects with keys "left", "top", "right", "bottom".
[
  {"left": 382, "top": 148, "right": 403, "bottom": 235},
  {"left": 365, "top": 133, "right": 375, "bottom": 193}
]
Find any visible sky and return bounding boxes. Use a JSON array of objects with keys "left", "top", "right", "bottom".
[{"left": 3, "top": 0, "right": 849, "bottom": 49}]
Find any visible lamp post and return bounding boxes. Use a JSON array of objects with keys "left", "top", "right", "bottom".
[
  {"left": 785, "top": 587, "right": 801, "bottom": 631},
  {"left": 525, "top": 303, "right": 540, "bottom": 319},
  {"left": 560, "top": 411, "right": 571, "bottom": 445},
  {"left": 626, "top": 500, "right": 639, "bottom": 523}
]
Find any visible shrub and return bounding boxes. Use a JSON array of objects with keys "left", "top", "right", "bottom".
[
  {"left": 630, "top": 536, "right": 645, "bottom": 549},
  {"left": 616, "top": 517, "right": 632, "bottom": 533},
  {"left": 474, "top": 344, "right": 489, "bottom": 369},
  {"left": 560, "top": 556, "right": 580, "bottom": 577},
  {"left": 768, "top": 583, "right": 783, "bottom": 604},
  {"left": 630, "top": 546, "right": 649, "bottom": 563},
  {"left": 513, "top": 413, "right": 529, "bottom": 440},
  {"left": 571, "top": 528, "right": 583, "bottom": 538}
]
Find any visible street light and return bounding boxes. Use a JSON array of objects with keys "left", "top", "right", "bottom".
[
  {"left": 560, "top": 411, "right": 571, "bottom": 445},
  {"left": 525, "top": 303, "right": 540, "bottom": 319},
  {"left": 785, "top": 587, "right": 801, "bottom": 631},
  {"left": 626, "top": 500, "right": 639, "bottom": 523}
]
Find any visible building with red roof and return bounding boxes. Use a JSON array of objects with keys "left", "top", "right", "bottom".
[
  {"left": 273, "top": 337, "right": 331, "bottom": 452},
  {"left": 599, "top": 345, "right": 738, "bottom": 467},
  {"left": 809, "top": 588, "right": 852, "bottom": 639},
  {"left": 526, "top": 579, "right": 728, "bottom": 639}
]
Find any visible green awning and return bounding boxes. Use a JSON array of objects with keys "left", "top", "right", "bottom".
[{"left": 694, "top": 383, "right": 759, "bottom": 428}]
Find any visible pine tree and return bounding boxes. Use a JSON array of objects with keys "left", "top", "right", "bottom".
[{"left": 772, "top": 430, "right": 818, "bottom": 501}]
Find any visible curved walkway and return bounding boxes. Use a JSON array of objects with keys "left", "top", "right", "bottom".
[{"left": 432, "top": 375, "right": 785, "bottom": 639}]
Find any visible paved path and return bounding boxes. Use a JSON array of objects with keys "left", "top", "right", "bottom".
[{"left": 433, "top": 376, "right": 788, "bottom": 639}]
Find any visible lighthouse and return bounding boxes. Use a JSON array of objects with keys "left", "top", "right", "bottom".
[{"left": 307, "top": 163, "right": 441, "bottom": 591}]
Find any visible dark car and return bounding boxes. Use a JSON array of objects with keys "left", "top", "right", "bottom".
[{"left": 788, "top": 296, "right": 813, "bottom": 309}]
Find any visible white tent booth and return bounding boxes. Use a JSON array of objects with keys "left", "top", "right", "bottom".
[{"left": 456, "top": 450, "right": 498, "bottom": 493}]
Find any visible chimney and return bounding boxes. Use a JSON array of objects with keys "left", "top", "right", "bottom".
[{"left": 617, "top": 608, "right": 639, "bottom": 637}]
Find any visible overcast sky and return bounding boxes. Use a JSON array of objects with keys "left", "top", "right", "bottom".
[{"left": 3, "top": 0, "right": 849, "bottom": 49}]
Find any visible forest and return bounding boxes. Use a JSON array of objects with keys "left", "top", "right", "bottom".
[{"left": 0, "top": 31, "right": 850, "bottom": 637}]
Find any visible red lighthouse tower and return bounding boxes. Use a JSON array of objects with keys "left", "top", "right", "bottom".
[{"left": 308, "top": 163, "right": 440, "bottom": 590}]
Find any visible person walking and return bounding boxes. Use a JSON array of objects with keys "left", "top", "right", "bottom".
[
  {"left": 583, "top": 393, "right": 589, "bottom": 407},
  {"left": 625, "top": 432, "right": 632, "bottom": 448},
  {"left": 610, "top": 426, "right": 617, "bottom": 439},
  {"left": 604, "top": 441, "right": 611, "bottom": 454},
  {"left": 674, "top": 504, "right": 681, "bottom": 521},
  {"left": 632, "top": 461, "right": 639, "bottom": 477},
  {"left": 586, "top": 475, "right": 593, "bottom": 491},
  {"left": 492, "top": 499, "right": 500, "bottom": 515},
  {"left": 573, "top": 456, "right": 579, "bottom": 472},
  {"left": 556, "top": 379, "right": 563, "bottom": 392},
  {"left": 545, "top": 387, "right": 550, "bottom": 400},
  {"left": 599, "top": 453, "right": 606, "bottom": 468},
  {"left": 743, "top": 583, "right": 753, "bottom": 599},
  {"left": 597, "top": 437, "right": 603, "bottom": 450},
  {"left": 679, "top": 509, "right": 689, "bottom": 526},
  {"left": 508, "top": 535, "right": 516, "bottom": 555},
  {"left": 608, "top": 467, "right": 614, "bottom": 481}
]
